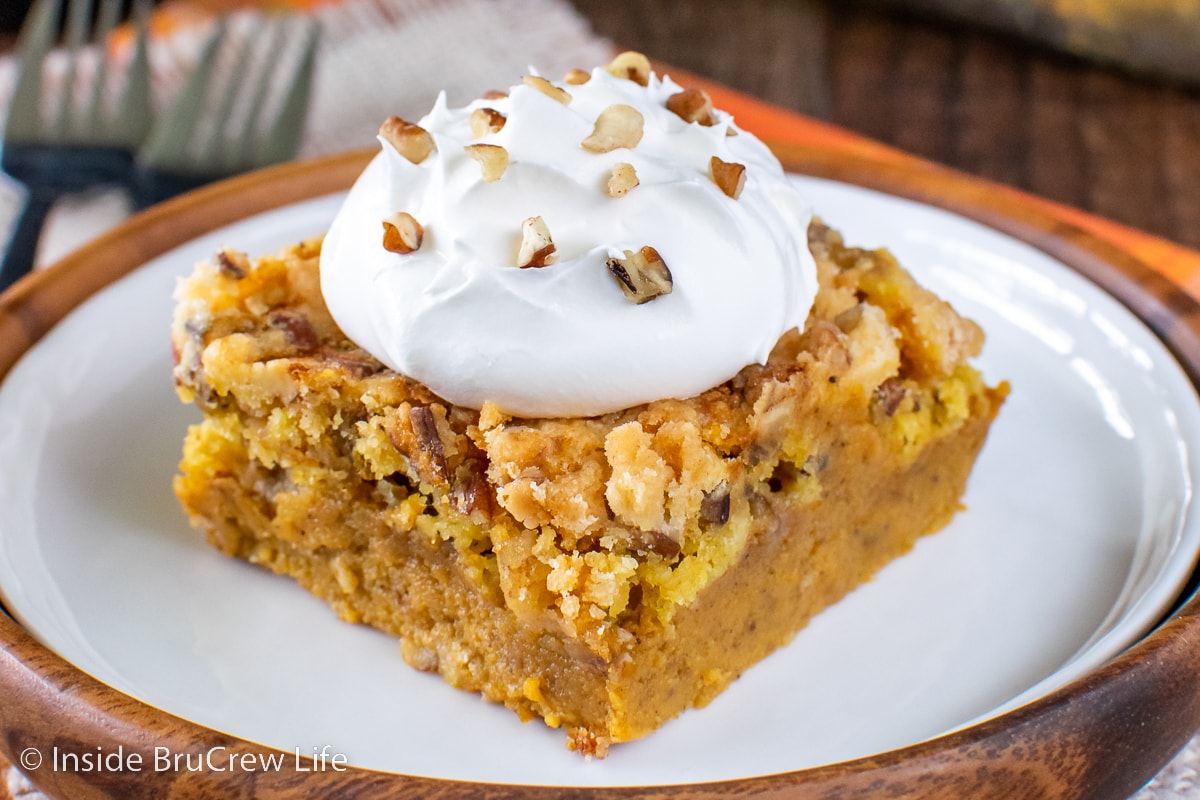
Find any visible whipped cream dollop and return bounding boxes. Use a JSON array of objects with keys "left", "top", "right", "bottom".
[{"left": 320, "top": 63, "right": 818, "bottom": 418}]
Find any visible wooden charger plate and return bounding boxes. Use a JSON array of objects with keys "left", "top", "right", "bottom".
[{"left": 1, "top": 145, "right": 1200, "bottom": 800}]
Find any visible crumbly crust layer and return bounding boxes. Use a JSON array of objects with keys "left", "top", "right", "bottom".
[{"left": 172, "top": 223, "right": 1007, "bottom": 755}]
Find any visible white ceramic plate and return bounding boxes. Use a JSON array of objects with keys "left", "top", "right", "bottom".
[{"left": 0, "top": 176, "right": 1197, "bottom": 787}]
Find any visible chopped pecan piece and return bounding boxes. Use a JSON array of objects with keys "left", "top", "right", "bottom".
[
  {"left": 581, "top": 104, "right": 644, "bottom": 153},
  {"left": 606, "top": 246, "right": 672, "bottom": 304},
  {"left": 873, "top": 377, "right": 908, "bottom": 419},
  {"left": 382, "top": 212, "right": 424, "bottom": 254},
  {"left": 563, "top": 68, "right": 591, "bottom": 85},
  {"left": 709, "top": 156, "right": 746, "bottom": 199},
  {"left": 266, "top": 309, "right": 318, "bottom": 351},
  {"left": 522, "top": 75, "right": 571, "bottom": 104},
  {"left": 666, "top": 87, "right": 716, "bottom": 126},
  {"left": 799, "top": 320, "right": 852, "bottom": 375},
  {"left": 379, "top": 116, "right": 436, "bottom": 164},
  {"left": 408, "top": 405, "right": 447, "bottom": 479},
  {"left": 700, "top": 481, "right": 731, "bottom": 526},
  {"left": 464, "top": 143, "right": 509, "bottom": 182},
  {"left": 517, "top": 216, "right": 556, "bottom": 268},
  {"left": 469, "top": 107, "right": 506, "bottom": 138},
  {"left": 604, "top": 51, "right": 651, "bottom": 86},
  {"left": 215, "top": 248, "right": 249, "bottom": 280},
  {"left": 834, "top": 303, "right": 866, "bottom": 334},
  {"left": 451, "top": 457, "right": 493, "bottom": 517},
  {"left": 606, "top": 162, "right": 639, "bottom": 197},
  {"left": 641, "top": 530, "right": 682, "bottom": 560},
  {"left": 327, "top": 350, "right": 383, "bottom": 379}
]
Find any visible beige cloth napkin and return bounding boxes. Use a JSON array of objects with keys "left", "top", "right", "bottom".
[{"left": 0, "top": 0, "right": 1198, "bottom": 797}]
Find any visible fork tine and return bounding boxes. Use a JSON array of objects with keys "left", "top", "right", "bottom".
[
  {"left": 4, "top": 0, "right": 61, "bottom": 143},
  {"left": 196, "top": 16, "right": 262, "bottom": 170},
  {"left": 139, "top": 19, "right": 227, "bottom": 171},
  {"left": 112, "top": 0, "right": 153, "bottom": 149},
  {"left": 226, "top": 16, "right": 287, "bottom": 172},
  {"left": 133, "top": 10, "right": 316, "bottom": 209},
  {"left": 83, "top": 0, "right": 122, "bottom": 139},
  {"left": 254, "top": 19, "right": 319, "bottom": 168},
  {"left": 54, "top": 0, "right": 94, "bottom": 140}
]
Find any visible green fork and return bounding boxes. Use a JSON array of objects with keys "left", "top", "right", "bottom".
[
  {"left": 132, "top": 14, "right": 320, "bottom": 209},
  {"left": 0, "top": 0, "right": 150, "bottom": 292}
]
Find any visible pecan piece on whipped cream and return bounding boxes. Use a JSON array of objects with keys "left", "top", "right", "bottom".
[
  {"left": 563, "top": 68, "right": 591, "bottom": 85},
  {"left": 469, "top": 108, "right": 506, "bottom": 138},
  {"left": 604, "top": 51, "right": 651, "bottom": 86},
  {"left": 517, "top": 216, "right": 557, "bottom": 268},
  {"left": 666, "top": 88, "right": 717, "bottom": 126},
  {"left": 382, "top": 212, "right": 423, "bottom": 254},
  {"left": 582, "top": 104, "right": 644, "bottom": 153},
  {"left": 606, "top": 246, "right": 672, "bottom": 303},
  {"left": 379, "top": 116, "right": 436, "bottom": 164},
  {"left": 709, "top": 156, "right": 746, "bottom": 199},
  {"left": 464, "top": 143, "right": 509, "bottom": 182},
  {"left": 522, "top": 75, "right": 571, "bottom": 105},
  {"left": 607, "top": 162, "right": 639, "bottom": 197}
]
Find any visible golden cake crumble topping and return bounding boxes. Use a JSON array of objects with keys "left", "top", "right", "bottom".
[{"left": 173, "top": 222, "right": 1001, "bottom": 670}]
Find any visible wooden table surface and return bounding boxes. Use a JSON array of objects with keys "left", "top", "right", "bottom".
[
  {"left": 570, "top": 0, "right": 1200, "bottom": 253},
  {"left": 1, "top": 0, "right": 1193, "bottom": 252}
]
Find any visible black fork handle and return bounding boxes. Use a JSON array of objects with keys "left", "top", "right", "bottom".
[
  {"left": 132, "top": 168, "right": 216, "bottom": 211},
  {"left": 0, "top": 188, "right": 56, "bottom": 294},
  {"left": 0, "top": 146, "right": 134, "bottom": 294}
]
